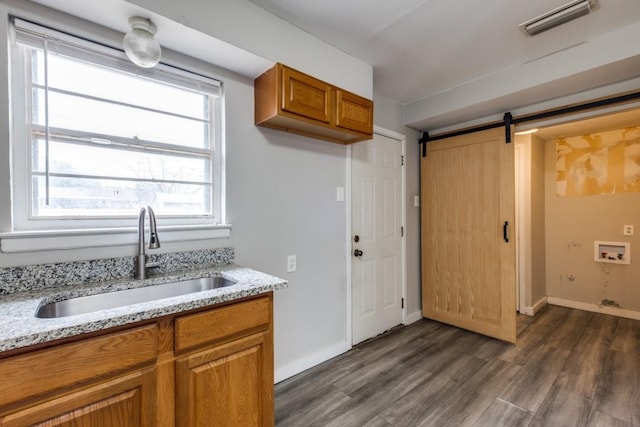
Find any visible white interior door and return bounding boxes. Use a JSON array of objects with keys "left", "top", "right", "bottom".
[{"left": 351, "top": 132, "right": 404, "bottom": 345}]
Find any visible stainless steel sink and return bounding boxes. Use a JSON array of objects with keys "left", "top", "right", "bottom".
[{"left": 36, "top": 276, "right": 236, "bottom": 318}]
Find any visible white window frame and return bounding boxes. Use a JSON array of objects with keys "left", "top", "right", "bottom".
[{"left": 0, "top": 17, "right": 230, "bottom": 253}]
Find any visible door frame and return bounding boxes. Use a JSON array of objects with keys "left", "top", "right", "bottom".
[
  {"left": 346, "top": 125, "right": 407, "bottom": 346},
  {"left": 514, "top": 142, "right": 527, "bottom": 313}
]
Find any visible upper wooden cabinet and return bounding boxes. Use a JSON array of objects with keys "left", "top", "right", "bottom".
[{"left": 255, "top": 63, "right": 373, "bottom": 144}]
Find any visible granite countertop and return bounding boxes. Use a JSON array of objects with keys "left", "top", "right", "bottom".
[{"left": 0, "top": 264, "right": 287, "bottom": 353}]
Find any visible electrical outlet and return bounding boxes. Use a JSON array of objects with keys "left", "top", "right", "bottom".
[
  {"left": 623, "top": 225, "right": 634, "bottom": 236},
  {"left": 287, "top": 255, "right": 296, "bottom": 272},
  {"left": 414, "top": 195, "right": 420, "bottom": 207}
]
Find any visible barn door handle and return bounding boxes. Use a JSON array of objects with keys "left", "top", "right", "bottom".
[{"left": 503, "top": 221, "right": 509, "bottom": 243}]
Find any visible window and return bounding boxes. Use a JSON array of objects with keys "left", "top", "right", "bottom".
[{"left": 9, "top": 18, "right": 224, "bottom": 233}]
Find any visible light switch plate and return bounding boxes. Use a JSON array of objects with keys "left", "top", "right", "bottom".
[
  {"left": 287, "top": 255, "right": 296, "bottom": 272},
  {"left": 336, "top": 187, "right": 344, "bottom": 202},
  {"left": 623, "top": 225, "right": 634, "bottom": 236},
  {"left": 414, "top": 195, "right": 420, "bottom": 207}
]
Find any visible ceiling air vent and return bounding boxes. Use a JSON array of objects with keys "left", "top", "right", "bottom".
[{"left": 519, "top": 0, "right": 598, "bottom": 37}]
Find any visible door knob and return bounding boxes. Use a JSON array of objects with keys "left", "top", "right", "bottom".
[{"left": 354, "top": 249, "right": 363, "bottom": 257}]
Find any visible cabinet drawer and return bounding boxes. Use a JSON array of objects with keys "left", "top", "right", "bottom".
[
  {"left": 175, "top": 296, "right": 271, "bottom": 353},
  {"left": 0, "top": 324, "right": 158, "bottom": 408}
]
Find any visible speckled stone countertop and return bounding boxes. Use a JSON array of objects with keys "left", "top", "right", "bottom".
[{"left": 0, "top": 249, "right": 287, "bottom": 353}]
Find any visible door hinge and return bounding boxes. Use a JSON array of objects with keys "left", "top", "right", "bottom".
[
  {"left": 401, "top": 226, "right": 404, "bottom": 237},
  {"left": 401, "top": 155, "right": 404, "bottom": 166},
  {"left": 401, "top": 298, "right": 404, "bottom": 309}
]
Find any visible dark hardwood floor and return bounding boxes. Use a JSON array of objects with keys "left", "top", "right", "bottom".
[{"left": 275, "top": 306, "right": 640, "bottom": 426}]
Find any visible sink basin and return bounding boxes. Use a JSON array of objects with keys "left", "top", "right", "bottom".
[{"left": 36, "top": 276, "right": 236, "bottom": 318}]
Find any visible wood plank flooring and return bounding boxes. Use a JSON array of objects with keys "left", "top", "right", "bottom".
[{"left": 275, "top": 306, "right": 640, "bottom": 426}]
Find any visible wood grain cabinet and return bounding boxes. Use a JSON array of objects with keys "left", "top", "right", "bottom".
[
  {"left": 255, "top": 63, "right": 373, "bottom": 144},
  {"left": 0, "top": 294, "right": 274, "bottom": 427},
  {"left": 175, "top": 296, "right": 273, "bottom": 427},
  {"left": 1, "top": 369, "right": 156, "bottom": 427}
]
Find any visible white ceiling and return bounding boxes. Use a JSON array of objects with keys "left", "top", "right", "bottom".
[
  {"left": 247, "top": 0, "right": 640, "bottom": 129},
  {"left": 22, "top": 0, "right": 640, "bottom": 132}
]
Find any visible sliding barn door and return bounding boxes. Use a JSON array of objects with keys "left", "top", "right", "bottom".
[{"left": 421, "top": 127, "right": 516, "bottom": 343}]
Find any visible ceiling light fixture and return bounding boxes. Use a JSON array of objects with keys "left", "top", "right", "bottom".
[
  {"left": 519, "top": 0, "right": 598, "bottom": 37},
  {"left": 123, "top": 16, "right": 161, "bottom": 68}
]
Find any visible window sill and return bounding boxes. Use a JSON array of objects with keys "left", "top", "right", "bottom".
[{"left": 0, "top": 224, "right": 231, "bottom": 253}]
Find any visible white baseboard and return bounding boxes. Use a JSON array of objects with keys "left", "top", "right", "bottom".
[
  {"left": 547, "top": 296, "right": 640, "bottom": 321},
  {"left": 274, "top": 340, "right": 351, "bottom": 383},
  {"left": 406, "top": 310, "right": 423, "bottom": 324},
  {"left": 522, "top": 296, "right": 548, "bottom": 317}
]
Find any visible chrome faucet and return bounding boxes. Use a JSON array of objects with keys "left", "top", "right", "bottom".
[{"left": 134, "top": 206, "right": 161, "bottom": 279}]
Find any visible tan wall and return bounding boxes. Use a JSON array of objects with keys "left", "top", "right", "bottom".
[{"left": 544, "top": 134, "right": 640, "bottom": 312}]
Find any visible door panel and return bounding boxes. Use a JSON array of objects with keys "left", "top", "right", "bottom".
[
  {"left": 1, "top": 369, "right": 155, "bottom": 427},
  {"left": 176, "top": 332, "right": 269, "bottom": 427},
  {"left": 352, "top": 133, "right": 403, "bottom": 344},
  {"left": 422, "top": 127, "right": 516, "bottom": 343}
]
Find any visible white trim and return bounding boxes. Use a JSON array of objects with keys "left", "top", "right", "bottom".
[
  {"left": 274, "top": 340, "right": 351, "bottom": 383},
  {"left": 402, "top": 136, "right": 407, "bottom": 324},
  {"left": 406, "top": 310, "right": 423, "bottom": 324},
  {"left": 0, "top": 224, "right": 231, "bottom": 253},
  {"left": 547, "top": 296, "right": 640, "bottom": 320},
  {"left": 522, "top": 296, "right": 547, "bottom": 317},
  {"left": 345, "top": 144, "right": 353, "bottom": 347},
  {"left": 514, "top": 142, "right": 526, "bottom": 313},
  {"left": 373, "top": 125, "right": 406, "bottom": 141}
]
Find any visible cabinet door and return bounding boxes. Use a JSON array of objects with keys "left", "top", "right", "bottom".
[
  {"left": 335, "top": 89, "right": 373, "bottom": 135},
  {"left": 281, "top": 66, "right": 331, "bottom": 123},
  {"left": 0, "top": 368, "right": 156, "bottom": 427},
  {"left": 176, "top": 332, "right": 273, "bottom": 427}
]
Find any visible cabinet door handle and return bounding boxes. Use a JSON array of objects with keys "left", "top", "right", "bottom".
[{"left": 503, "top": 221, "right": 509, "bottom": 243}]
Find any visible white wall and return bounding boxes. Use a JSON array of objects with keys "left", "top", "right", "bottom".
[
  {"left": 225, "top": 77, "right": 350, "bottom": 381},
  {"left": 405, "top": 21, "right": 640, "bottom": 131}
]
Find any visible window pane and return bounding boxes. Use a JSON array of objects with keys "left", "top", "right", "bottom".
[
  {"left": 32, "top": 139, "right": 211, "bottom": 183},
  {"left": 32, "top": 51, "right": 211, "bottom": 120},
  {"left": 32, "top": 175, "right": 211, "bottom": 217},
  {"left": 13, "top": 20, "right": 223, "bottom": 227},
  {"left": 32, "top": 89, "right": 210, "bottom": 149}
]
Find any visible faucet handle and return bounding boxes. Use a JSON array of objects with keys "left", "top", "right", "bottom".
[{"left": 145, "top": 261, "right": 160, "bottom": 269}]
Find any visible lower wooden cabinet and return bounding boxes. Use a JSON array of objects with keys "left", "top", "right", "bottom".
[
  {"left": 0, "top": 293, "right": 274, "bottom": 427},
  {"left": 176, "top": 331, "right": 272, "bottom": 427},
  {"left": 1, "top": 369, "right": 156, "bottom": 427}
]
